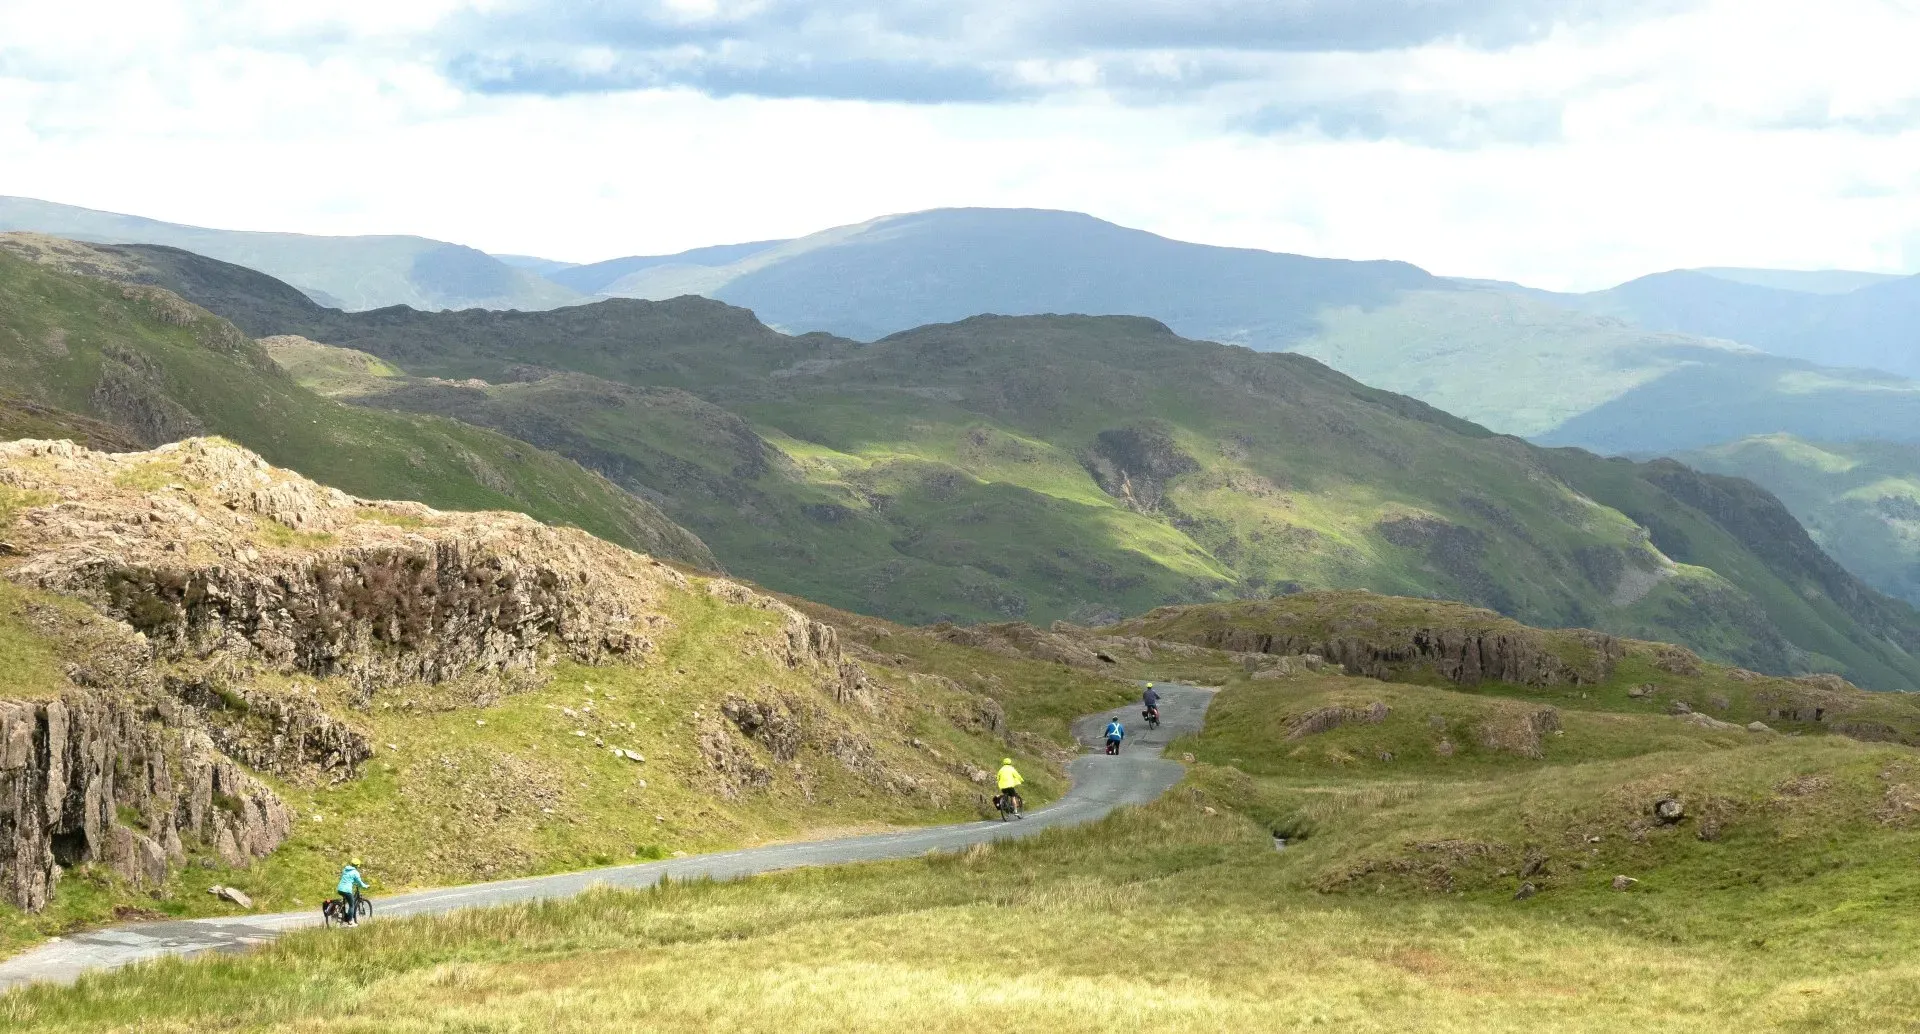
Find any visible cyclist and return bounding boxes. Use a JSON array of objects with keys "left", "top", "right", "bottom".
[
  {"left": 995, "top": 758, "right": 1024, "bottom": 817},
  {"left": 336, "top": 859, "right": 369, "bottom": 926},
  {"left": 1142, "top": 683, "right": 1161, "bottom": 723},
  {"left": 1104, "top": 716, "right": 1126, "bottom": 754}
]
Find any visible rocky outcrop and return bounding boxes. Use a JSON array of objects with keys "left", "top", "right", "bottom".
[
  {"left": 1286, "top": 701, "right": 1390, "bottom": 740},
  {"left": 2, "top": 438, "right": 683, "bottom": 696},
  {"left": 0, "top": 437, "right": 703, "bottom": 910},
  {"left": 1, "top": 691, "right": 289, "bottom": 912},
  {"left": 1192, "top": 625, "right": 1620, "bottom": 688},
  {"left": 0, "top": 437, "right": 905, "bottom": 910},
  {"left": 168, "top": 675, "right": 373, "bottom": 783}
]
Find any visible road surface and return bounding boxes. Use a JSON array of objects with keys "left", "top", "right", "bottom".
[{"left": 0, "top": 683, "right": 1212, "bottom": 991}]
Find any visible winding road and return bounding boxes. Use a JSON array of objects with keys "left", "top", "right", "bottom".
[{"left": 0, "top": 683, "right": 1213, "bottom": 992}]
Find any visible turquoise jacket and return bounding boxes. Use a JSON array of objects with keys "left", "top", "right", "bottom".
[{"left": 337, "top": 865, "right": 367, "bottom": 895}]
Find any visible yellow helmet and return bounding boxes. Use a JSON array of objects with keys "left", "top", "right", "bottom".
[
  {"left": 1001, "top": 758, "right": 1013, "bottom": 766},
  {"left": 350, "top": 858, "right": 362, "bottom": 867}
]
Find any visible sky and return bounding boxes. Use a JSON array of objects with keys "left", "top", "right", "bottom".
[{"left": 2, "top": 0, "right": 1919, "bottom": 290}]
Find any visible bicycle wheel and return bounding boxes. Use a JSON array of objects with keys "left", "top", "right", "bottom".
[{"left": 356, "top": 896, "right": 373, "bottom": 921}]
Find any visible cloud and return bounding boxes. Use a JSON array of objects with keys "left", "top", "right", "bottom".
[
  {"left": 1242, "top": 95, "right": 1565, "bottom": 149},
  {"left": 3, "top": 0, "right": 1920, "bottom": 294},
  {"left": 448, "top": 52, "right": 1035, "bottom": 104},
  {"left": 437, "top": 0, "right": 1693, "bottom": 106}
]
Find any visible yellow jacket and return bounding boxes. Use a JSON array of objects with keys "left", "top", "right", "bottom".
[{"left": 996, "top": 764, "right": 1024, "bottom": 791}]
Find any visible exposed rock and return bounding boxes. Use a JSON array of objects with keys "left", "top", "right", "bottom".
[
  {"left": 1626, "top": 684, "right": 1654, "bottom": 699},
  {"left": 1165, "top": 615, "right": 1619, "bottom": 688},
  {"left": 722, "top": 694, "right": 804, "bottom": 762},
  {"left": 1285, "top": 702, "right": 1390, "bottom": 740},
  {"left": 1513, "top": 882, "right": 1537, "bottom": 900},
  {"left": 2, "top": 439, "right": 685, "bottom": 696},
  {"left": 1653, "top": 798, "right": 1686, "bottom": 824},
  {"left": 1679, "top": 712, "right": 1742, "bottom": 732},
  {"left": 1652, "top": 646, "right": 1703, "bottom": 676},
  {"left": 1668, "top": 701, "right": 1693, "bottom": 715},
  {"left": 1612, "top": 875, "right": 1638, "bottom": 891},
  {"left": 1747, "top": 721, "right": 1775, "bottom": 733},
  {"left": 0, "top": 689, "right": 288, "bottom": 911},
  {"left": 1249, "top": 654, "right": 1328, "bottom": 680},
  {"left": 1081, "top": 422, "right": 1198, "bottom": 513},
  {"left": 208, "top": 884, "right": 253, "bottom": 909}
]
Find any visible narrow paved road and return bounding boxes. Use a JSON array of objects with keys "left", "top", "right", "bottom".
[{"left": 0, "top": 684, "right": 1212, "bottom": 991}]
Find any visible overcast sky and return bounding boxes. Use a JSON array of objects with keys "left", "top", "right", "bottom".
[{"left": 3, "top": 0, "right": 1918, "bottom": 289}]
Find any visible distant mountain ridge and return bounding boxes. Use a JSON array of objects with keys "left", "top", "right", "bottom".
[
  {"left": 0, "top": 196, "right": 582, "bottom": 313},
  {"left": 549, "top": 240, "right": 792, "bottom": 295},
  {"left": 1568, "top": 269, "right": 1920, "bottom": 379},
  {"left": 1692, "top": 267, "right": 1906, "bottom": 295}
]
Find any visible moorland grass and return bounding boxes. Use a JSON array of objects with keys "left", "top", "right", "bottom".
[{"left": 9, "top": 759, "right": 1920, "bottom": 1033}]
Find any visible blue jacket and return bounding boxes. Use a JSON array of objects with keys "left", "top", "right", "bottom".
[
  {"left": 337, "top": 865, "right": 367, "bottom": 895},
  {"left": 1143, "top": 688, "right": 1160, "bottom": 709},
  {"left": 1105, "top": 722, "right": 1125, "bottom": 741}
]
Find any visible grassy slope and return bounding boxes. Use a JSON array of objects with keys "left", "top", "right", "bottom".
[
  {"left": 1539, "top": 449, "right": 1920, "bottom": 691},
  {"left": 16, "top": 632, "right": 1920, "bottom": 1031},
  {"left": 1683, "top": 434, "right": 1920, "bottom": 606},
  {"left": 270, "top": 310, "right": 1920, "bottom": 687},
  {"left": 0, "top": 564, "right": 1119, "bottom": 954},
  {"left": 0, "top": 251, "right": 713, "bottom": 567}
]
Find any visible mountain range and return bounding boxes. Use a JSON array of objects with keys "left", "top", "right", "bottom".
[
  {"left": 516, "top": 207, "right": 1920, "bottom": 458},
  {"left": 10, "top": 231, "right": 1920, "bottom": 691},
  {"left": 0, "top": 196, "right": 580, "bottom": 313}
]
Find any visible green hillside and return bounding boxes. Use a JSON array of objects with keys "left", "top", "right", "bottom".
[
  {"left": 0, "top": 248, "right": 714, "bottom": 567},
  {"left": 265, "top": 306, "right": 1920, "bottom": 689},
  {"left": 1683, "top": 435, "right": 1920, "bottom": 607},
  {"left": 15, "top": 234, "right": 1920, "bottom": 688}
]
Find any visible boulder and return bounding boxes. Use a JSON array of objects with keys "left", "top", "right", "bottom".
[
  {"left": 1612, "top": 875, "right": 1639, "bottom": 891},
  {"left": 1679, "top": 712, "right": 1742, "bottom": 732},
  {"left": 208, "top": 884, "right": 253, "bottom": 909},
  {"left": 1747, "top": 721, "right": 1775, "bottom": 733}
]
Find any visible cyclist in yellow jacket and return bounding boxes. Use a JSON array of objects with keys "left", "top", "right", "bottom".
[{"left": 995, "top": 758, "right": 1024, "bottom": 817}]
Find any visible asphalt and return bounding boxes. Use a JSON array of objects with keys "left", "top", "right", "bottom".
[{"left": 0, "top": 683, "right": 1212, "bottom": 992}]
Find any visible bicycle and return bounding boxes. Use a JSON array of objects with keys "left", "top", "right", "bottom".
[{"left": 321, "top": 894, "right": 373, "bottom": 929}]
